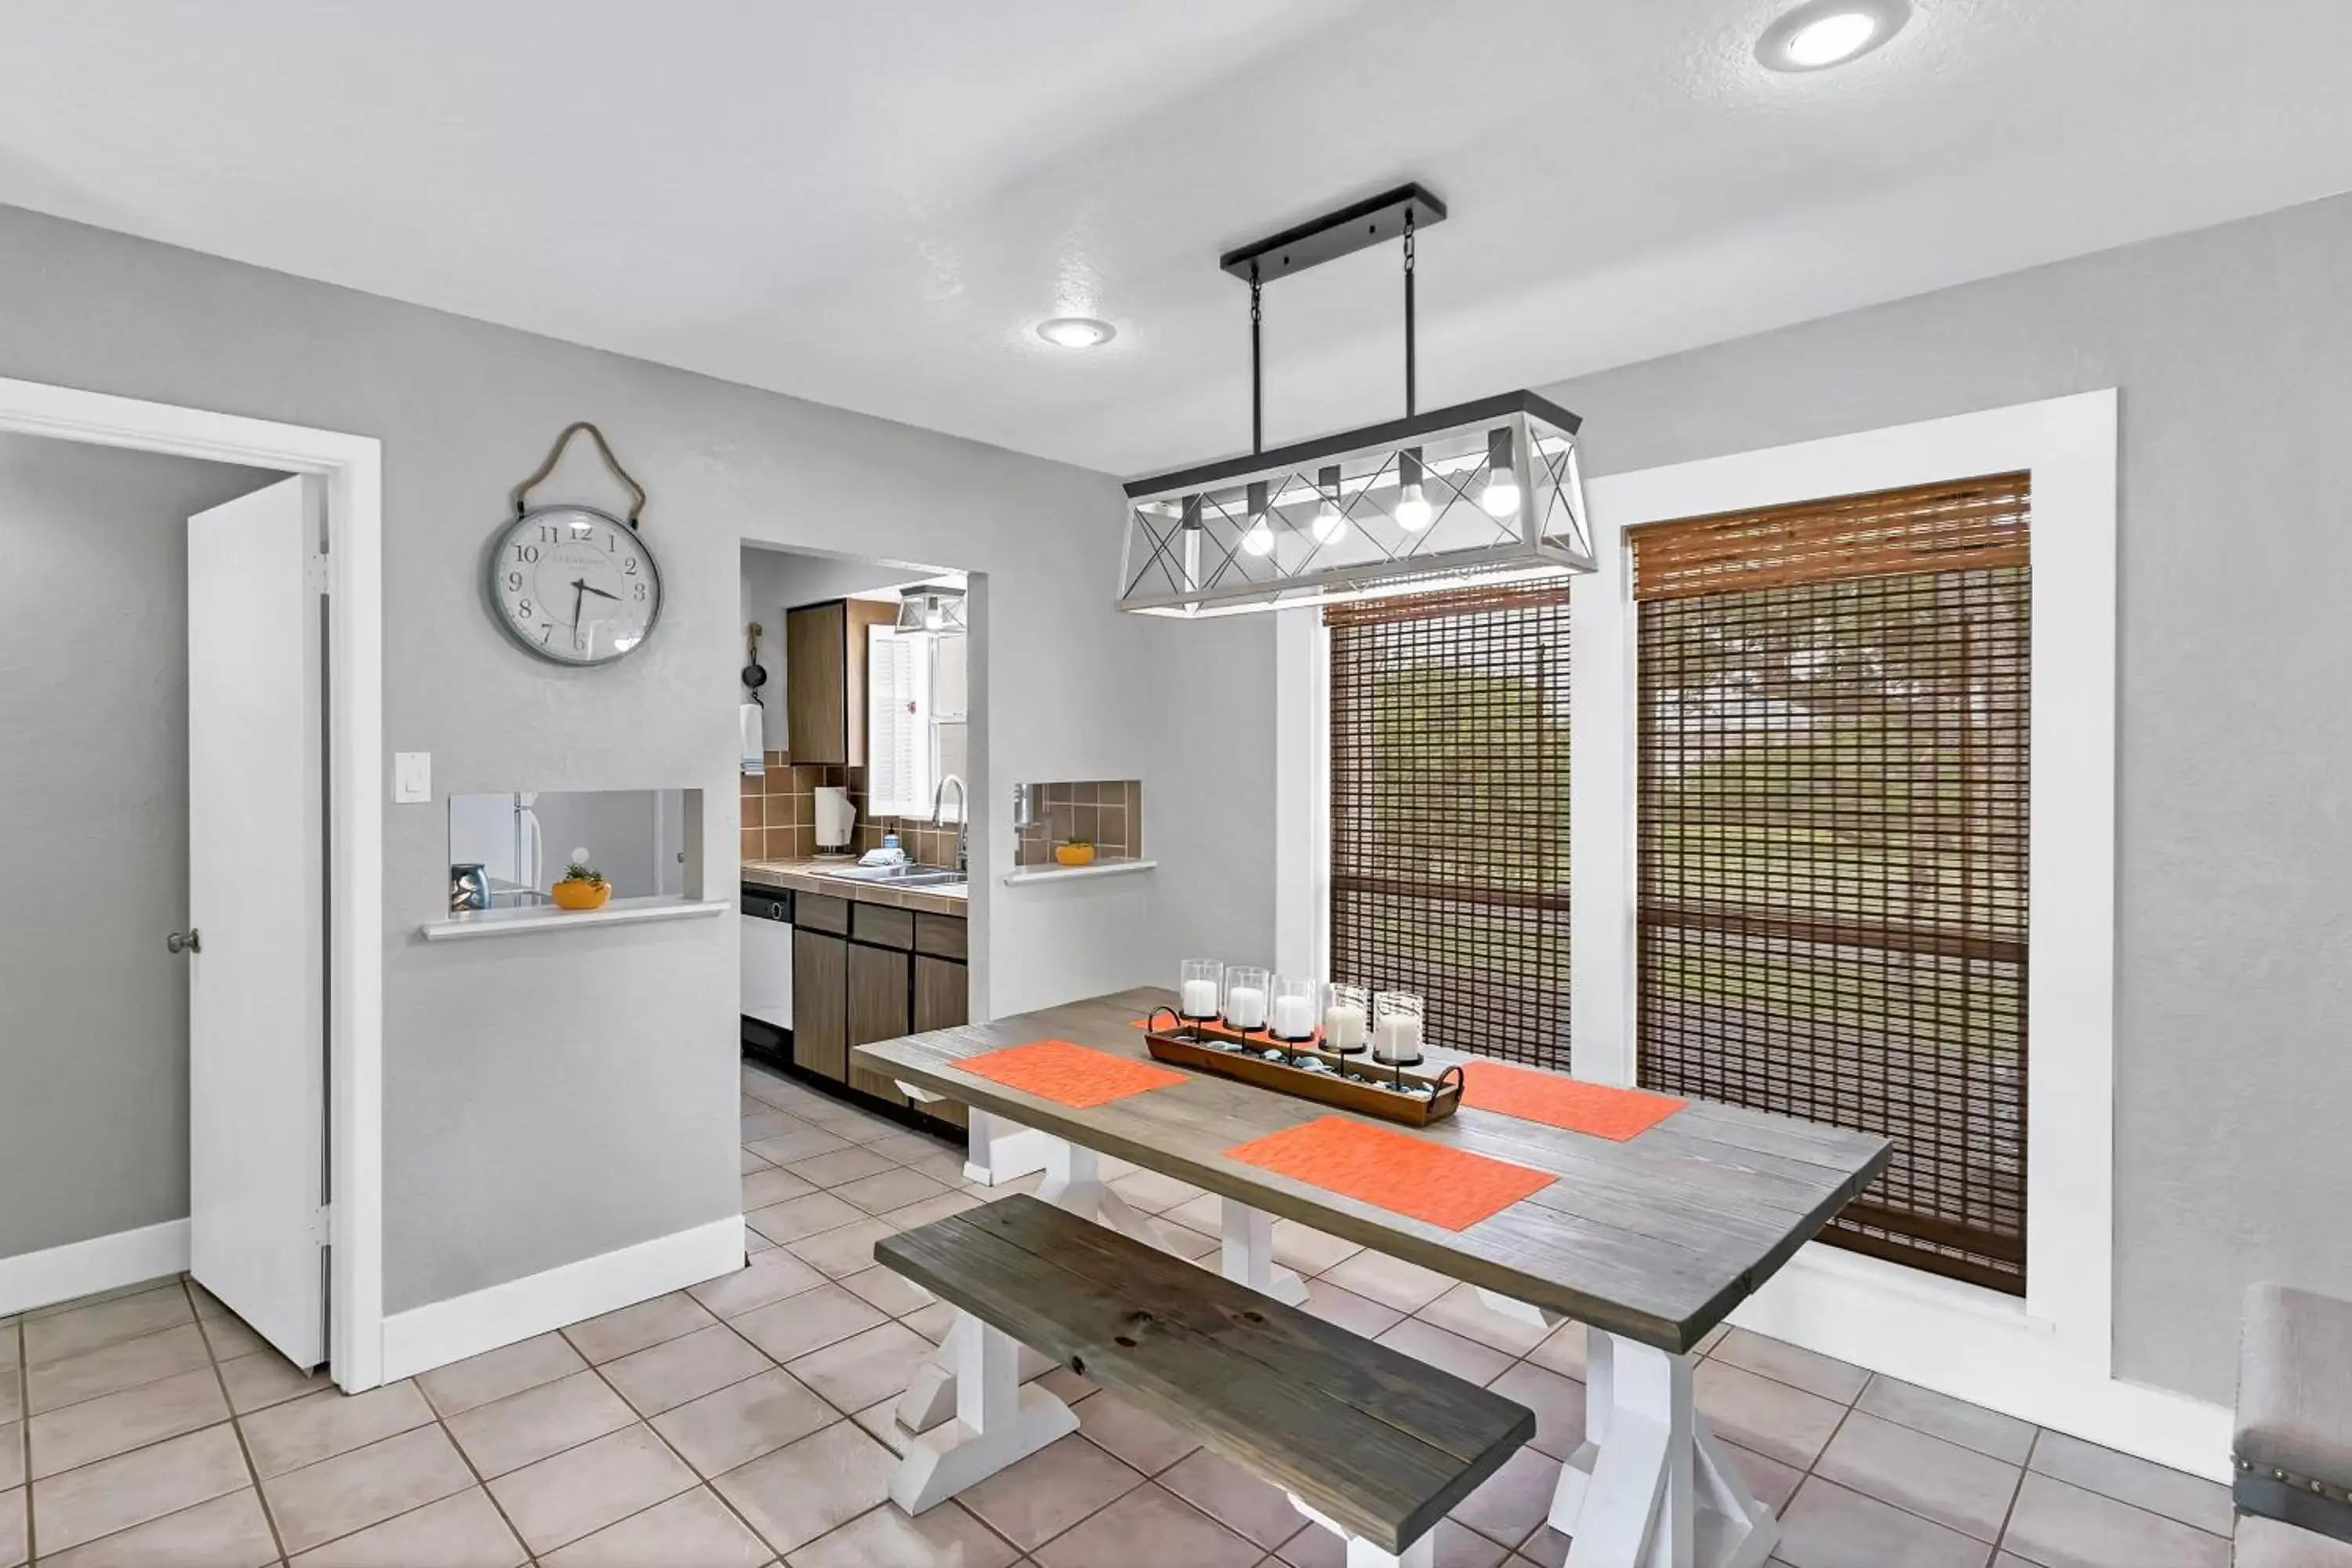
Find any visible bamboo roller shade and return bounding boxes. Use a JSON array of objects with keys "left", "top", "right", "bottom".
[{"left": 1631, "top": 472, "right": 2031, "bottom": 603}]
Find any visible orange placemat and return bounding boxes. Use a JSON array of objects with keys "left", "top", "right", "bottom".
[
  {"left": 1224, "top": 1116, "right": 1553, "bottom": 1231},
  {"left": 958, "top": 1040, "right": 1189, "bottom": 1109},
  {"left": 1457, "top": 1059, "right": 1686, "bottom": 1142}
]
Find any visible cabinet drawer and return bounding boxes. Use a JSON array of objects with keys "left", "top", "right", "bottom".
[
  {"left": 851, "top": 902, "right": 916, "bottom": 949},
  {"left": 797, "top": 891, "right": 851, "bottom": 935},
  {"left": 913, "top": 913, "right": 967, "bottom": 961}
]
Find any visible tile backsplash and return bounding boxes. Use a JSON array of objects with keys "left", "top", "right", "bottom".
[
  {"left": 1016, "top": 780, "right": 1144, "bottom": 867},
  {"left": 739, "top": 754, "right": 960, "bottom": 866}
]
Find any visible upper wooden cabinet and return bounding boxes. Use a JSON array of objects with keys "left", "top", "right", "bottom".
[{"left": 783, "top": 598, "right": 898, "bottom": 766}]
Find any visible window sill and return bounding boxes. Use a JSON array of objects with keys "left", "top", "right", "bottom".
[
  {"left": 1000, "top": 858, "right": 1157, "bottom": 887},
  {"left": 420, "top": 895, "right": 731, "bottom": 942}
]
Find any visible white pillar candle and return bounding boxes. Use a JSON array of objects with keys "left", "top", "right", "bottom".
[
  {"left": 1269, "top": 993, "right": 1315, "bottom": 1040},
  {"left": 1225, "top": 985, "right": 1267, "bottom": 1031},
  {"left": 1323, "top": 1002, "right": 1367, "bottom": 1052},
  {"left": 1373, "top": 1011, "right": 1421, "bottom": 1064},
  {"left": 1180, "top": 978, "right": 1220, "bottom": 1018}
]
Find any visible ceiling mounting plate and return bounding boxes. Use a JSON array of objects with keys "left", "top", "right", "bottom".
[{"left": 1219, "top": 183, "right": 1448, "bottom": 282}]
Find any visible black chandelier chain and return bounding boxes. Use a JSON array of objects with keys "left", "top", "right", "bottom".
[
  {"left": 1403, "top": 211, "right": 1418, "bottom": 418},
  {"left": 1250, "top": 266, "right": 1265, "bottom": 456}
]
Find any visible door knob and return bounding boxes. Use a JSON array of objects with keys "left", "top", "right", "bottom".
[{"left": 167, "top": 929, "right": 202, "bottom": 955}]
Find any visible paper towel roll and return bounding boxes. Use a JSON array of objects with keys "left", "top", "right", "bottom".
[{"left": 814, "top": 786, "right": 856, "bottom": 851}]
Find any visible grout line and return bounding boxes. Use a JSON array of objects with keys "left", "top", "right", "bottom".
[
  {"left": 184, "top": 1277, "right": 293, "bottom": 1567},
  {"left": 421, "top": 1371, "right": 543, "bottom": 1567}
]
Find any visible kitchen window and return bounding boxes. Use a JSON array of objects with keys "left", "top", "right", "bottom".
[
  {"left": 866, "top": 624, "right": 968, "bottom": 820},
  {"left": 1631, "top": 473, "right": 2031, "bottom": 1294},
  {"left": 1326, "top": 580, "right": 1571, "bottom": 1069}
]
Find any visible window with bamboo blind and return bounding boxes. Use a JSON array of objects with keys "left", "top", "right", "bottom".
[
  {"left": 1632, "top": 474, "right": 2031, "bottom": 1294},
  {"left": 1327, "top": 581, "right": 1571, "bottom": 1070}
]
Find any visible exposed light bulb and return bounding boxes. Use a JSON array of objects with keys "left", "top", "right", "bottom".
[
  {"left": 1394, "top": 483, "right": 1432, "bottom": 532},
  {"left": 1785, "top": 11, "right": 1876, "bottom": 65},
  {"left": 1480, "top": 474, "right": 1521, "bottom": 519},
  {"left": 1241, "top": 479, "right": 1275, "bottom": 555},
  {"left": 1479, "top": 429, "right": 1522, "bottom": 519},
  {"left": 1310, "top": 464, "right": 1347, "bottom": 545}
]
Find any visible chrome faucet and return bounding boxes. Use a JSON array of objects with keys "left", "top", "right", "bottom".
[{"left": 931, "top": 773, "right": 969, "bottom": 875}]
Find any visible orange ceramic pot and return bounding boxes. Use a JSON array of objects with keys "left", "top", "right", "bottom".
[
  {"left": 552, "top": 879, "right": 612, "bottom": 911},
  {"left": 1054, "top": 843, "right": 1097, "bottom": 868}
]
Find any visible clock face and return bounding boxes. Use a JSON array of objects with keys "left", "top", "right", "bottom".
[{"left": 488, "top": 504, "right": 662, "bottom": 666}]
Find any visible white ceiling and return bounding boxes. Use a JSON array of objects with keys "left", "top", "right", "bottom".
[{"left": 4, "top": 1, "right": 2350, "bottom": 477}]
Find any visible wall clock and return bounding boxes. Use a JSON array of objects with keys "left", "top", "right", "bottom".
[{"left": 489, "top": 423, "right": 663, "bottom": 666}]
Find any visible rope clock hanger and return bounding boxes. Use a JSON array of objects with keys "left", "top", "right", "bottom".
[{"left": 486, "top": 421, "right": 666, "bottom": 667}]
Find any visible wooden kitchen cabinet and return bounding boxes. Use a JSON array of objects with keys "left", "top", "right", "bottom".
[
  {"left": 784, "top": 598, "right": 898, "bottom": 766},
  {"left": 846, "top": 942, "right": 912, "bottom": 1105},
  {"left": 911, "top": 954, "right": 969, "bottom": 1130},
  {"left": 791, "top": 927, "right": 848, "bottom": 1082}
]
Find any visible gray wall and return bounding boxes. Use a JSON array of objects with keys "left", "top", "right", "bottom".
[
  {"left": 1526, "top": 191, "right": 2352, "bottom": 1403},
  {"left": 0, "top": 202, "right": 1234, "bottom": 1313},
  {"left": 0, "top": 434, "right": 278, "bottom": 1257}
]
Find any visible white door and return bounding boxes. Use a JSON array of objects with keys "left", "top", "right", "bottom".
[{"left": 187, "top": 474, "right": 328, "bottom": 1369}]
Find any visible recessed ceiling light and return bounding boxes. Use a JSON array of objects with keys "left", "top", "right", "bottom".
[
  {"left": 1756, "top": 0, "right": 1908, "bottom": 71},
  {"left": 1036, "top": 317, "right": 1116, "bottom": 349}
]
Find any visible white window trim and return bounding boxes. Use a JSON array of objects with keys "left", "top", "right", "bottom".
[{"left": 1281, "top": 388, "right": 2226, "bottom": 1475}]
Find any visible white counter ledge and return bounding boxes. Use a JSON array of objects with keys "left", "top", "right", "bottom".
[
  {"left": 421, "top": 895, "right": 731, "bottom": 942},
  {"left": 1000, "top": 857, "right": 1157, "bottom": 887}
]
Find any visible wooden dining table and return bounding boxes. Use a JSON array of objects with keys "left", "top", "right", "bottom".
[{"left": 855, "top": 985, "right": 1891, "bottom": 1568}]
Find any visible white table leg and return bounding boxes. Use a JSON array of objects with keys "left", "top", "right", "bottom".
[
  {"left": 964, "top": 1108, "right": 1050, "bottom": 1186},
  {"left": 889, "top": 1311, "right": 1077, "bottom": 1514},
  {"left": 1220, "top": 1200, "right": 1309, "bottom": 1305},
  {"left": 1550, "top": 1330, "right": 1777, "bottom": 1568},
  {"left": 1288, "top": 1495, "right": 1436, "bottom": 1568},
  {"left": 1475, "top": 1288, "right": 1568, "bottom": 1329}
]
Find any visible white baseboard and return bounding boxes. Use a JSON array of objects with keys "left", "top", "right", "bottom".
[
  {"left": 0, "top": 1218, "right": 192, "bottom": 1316},
  {"left": 1730, "top": 1244, "right": 2233, "bottom": 1482},
  {"left": 379, "top": 1214, "right": 744, "bottom": 1384}
]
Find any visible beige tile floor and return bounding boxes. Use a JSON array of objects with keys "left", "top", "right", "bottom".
[{"left": 0, "top": 1061, "right": 2241, "bottom": 1566}]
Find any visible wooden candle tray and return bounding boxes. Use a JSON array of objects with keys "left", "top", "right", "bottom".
[{"left": 1140, "top": 1009, "right": 1463, "bottom": 1127}]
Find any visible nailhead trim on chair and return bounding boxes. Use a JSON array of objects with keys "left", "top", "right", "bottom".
[{"left": 2238, "top": 1457, "right": 2352, "bottom": 1546}]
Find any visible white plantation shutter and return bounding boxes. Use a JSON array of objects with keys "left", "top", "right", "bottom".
[{"left": 866, "top": 624, "right": 934, "bottom": 818}]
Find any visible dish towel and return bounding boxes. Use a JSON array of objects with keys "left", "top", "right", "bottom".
[{"left": 739, "top": 702, "right": 766, "bottom": 776}]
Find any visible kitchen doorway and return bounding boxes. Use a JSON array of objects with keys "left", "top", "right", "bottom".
[
  {"left": 736, "top": 542, "right": 981, "bottom": 1150},
  {"left": 0, "top": 374, "right": 386, "bottom": 1391}
]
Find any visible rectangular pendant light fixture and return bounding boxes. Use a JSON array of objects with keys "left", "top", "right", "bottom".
[{"left": 1117, "top": 187, "right": 1594, "bottom": 619}]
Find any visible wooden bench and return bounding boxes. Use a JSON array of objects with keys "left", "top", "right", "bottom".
[{"left": 877, "top": 1194, "right": 1536, "bottom": 1567}]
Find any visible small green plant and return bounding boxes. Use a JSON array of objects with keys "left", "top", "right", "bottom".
[{"left": 560, "top": 847, "right": 607, "bottom": 887}]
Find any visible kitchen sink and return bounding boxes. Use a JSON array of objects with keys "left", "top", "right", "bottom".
[{"left": 816, "top": 862, "right": 966, "bottom": 887}]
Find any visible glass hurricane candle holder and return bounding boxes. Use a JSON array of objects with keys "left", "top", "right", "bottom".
[
  {"left": 1322, "top": 983, "right": 1370, "bottom": 1054},
  {"left": 1372, "top": 991, "right": 1425, "bottom": 1065},
  {"left": 1178, "top": 959, "right": 1224, "bottom": 1022},
  {"left": 1223, "top": 965, "right": 1270, "bottom": 1032},
  {"left": 1267, "top": 975, "right": 1319, "bottom": 1043}
]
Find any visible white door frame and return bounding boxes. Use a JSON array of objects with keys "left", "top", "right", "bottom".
[{"left": 0, "top": 372, "right": 385, "bottom": 1392}]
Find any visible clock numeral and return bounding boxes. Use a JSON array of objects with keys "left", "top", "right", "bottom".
[
  {"left": 539, "top": 524, "right": 560, "bottom": 543},
  {"left": 505, "top": 570, "right": 522, "bottom": 592},
  {"left": 539, "top": 624, "right": 554, "bottom": 644},
  {"left": 632, "top": 583, "right": 648, "bottom": 601},
  {"left": 514, "top": 544, "right": 540, "bottom": 564},
  {"left": 622, "top": 557, "right": 639, "bottom": 575},
  {"left": 515, "top": 597, "right": 533, "bottom": 619}
]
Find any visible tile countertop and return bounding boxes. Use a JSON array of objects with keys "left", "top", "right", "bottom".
[{"left": 741, "top": 858, "right": 968, "bottom": 918}]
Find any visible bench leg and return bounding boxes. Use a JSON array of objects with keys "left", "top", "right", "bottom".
[
  {"left": 1220, "top": 1200, "right": 1309, "bottom": 1305},
  {"left": 1287, "top": 1496, "right": 1436, "bottom": 1567},
  {"left": 889, "top": 1311, "right": 1078, "bottom": 1515},
  {"left": 1550, "top": 1331, "right": 1777, "bottom": 1568},
  {"left": 895, "top": 1336, "right": 1057, "bottom": 1437}
]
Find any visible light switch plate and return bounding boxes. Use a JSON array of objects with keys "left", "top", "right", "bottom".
[{"left": 393, "top": 752, "right": 431, "bottom": 804}]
